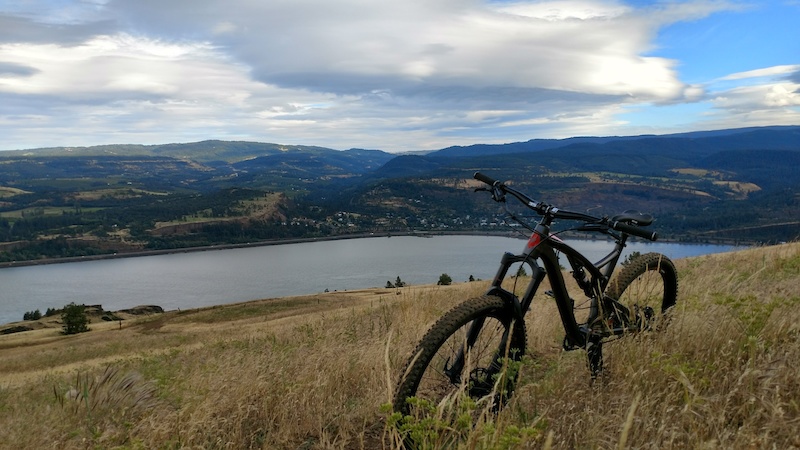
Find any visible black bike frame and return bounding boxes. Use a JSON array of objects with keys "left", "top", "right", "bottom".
[{"left": 482, "top": 220, "right": 629, "bottom": 349}]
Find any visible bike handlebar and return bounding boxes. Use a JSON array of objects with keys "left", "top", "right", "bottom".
[
  {"left": 473, "top": 172, "right": 658, "bottom": 241},
  {"left": 609, "top": 220, "right": 658, "bottom": 241},
  {"left": 474, "top": 171, "right": 499, "bottom": 186}
]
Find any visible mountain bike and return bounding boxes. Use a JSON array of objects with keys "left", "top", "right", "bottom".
[{"left": 393, "top": 172, "right": 678, "bottom": 418}]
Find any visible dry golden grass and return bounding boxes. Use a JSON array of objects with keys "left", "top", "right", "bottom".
[
  {"left": 1, "top": 243, "right": 798, "bottom": 449},
  {"left": 0, "top": 186, "right": 31, "bottom": 198}
]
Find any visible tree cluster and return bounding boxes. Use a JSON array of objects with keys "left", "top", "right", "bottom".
[
  {"left": 386, "top": 276, "right": 406, "bottom": 289},
  {"left": 22, "top": 309, "right": 42, "bottom": 321}
]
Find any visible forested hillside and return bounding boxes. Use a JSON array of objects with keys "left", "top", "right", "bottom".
[{"left": 1, "top": 126, "right": 798, "bottom": 263}]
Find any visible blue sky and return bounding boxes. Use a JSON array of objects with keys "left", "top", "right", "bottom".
[{"left": 0, "top": 0, "right": 797, "bottom": 153}]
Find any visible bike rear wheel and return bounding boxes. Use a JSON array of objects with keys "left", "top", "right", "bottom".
[
  {"left": 607, "top": 252, "right": 678, "bottom": 330},
  {"left": 393, "top": 294, "right": 526, "bottom": 416}
]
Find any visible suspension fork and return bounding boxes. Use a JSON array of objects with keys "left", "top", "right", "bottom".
[{"left": 444, "top": 252, "right": 544, "bottom": 383}]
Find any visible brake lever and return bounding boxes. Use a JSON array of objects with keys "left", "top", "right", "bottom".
[
  {"left": 475, "top": 186, "right": 506, "bottom": 202},
  {"left": 491, "top": 186, "right": 506, "bottom": 203}
]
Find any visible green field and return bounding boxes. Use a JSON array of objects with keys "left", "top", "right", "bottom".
[{"left": 0, "top": 206, "right": 102, "bottom": 219}]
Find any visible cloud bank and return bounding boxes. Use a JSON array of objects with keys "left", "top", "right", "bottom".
[{"left": 0, "top": 0, "right": 797, "bottom": 152}]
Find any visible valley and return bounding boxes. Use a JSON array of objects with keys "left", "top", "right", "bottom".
[{"left": 0, "top": 126, "right": 798, "bottom": 263}]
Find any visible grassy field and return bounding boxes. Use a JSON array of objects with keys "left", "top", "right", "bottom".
[
  {"left": 1, "top": 243, "right": 798, "bottom": 449},
  {"left": 0, "top": 186, "right": 31, "bottom": 198},
  {"left": 152, "top": 192, "right": 285, "bottom": 231}
]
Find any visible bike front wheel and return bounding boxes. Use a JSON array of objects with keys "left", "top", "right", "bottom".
[
  {"left": 393, "top": 294, "right": 526, "bottom": 416},
  {"left": 607, "top": 252, "right": 678, "bottom": 330}
]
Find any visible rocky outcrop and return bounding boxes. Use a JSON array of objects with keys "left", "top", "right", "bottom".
[{"left": 118, "top": 305, "right": 165, "bottom": 315}]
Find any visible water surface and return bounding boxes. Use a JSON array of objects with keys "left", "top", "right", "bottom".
[{"left": 0, "top": 235, "right": 740, "bottom": 325}]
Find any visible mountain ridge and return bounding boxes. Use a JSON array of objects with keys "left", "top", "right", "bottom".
[{"left": 5, "top": 125, "right": 798, "bottom": 159}]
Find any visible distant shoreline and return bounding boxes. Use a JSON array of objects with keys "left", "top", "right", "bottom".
[{"left": 0, "top": 230, "right": 526, "bottom": 269}]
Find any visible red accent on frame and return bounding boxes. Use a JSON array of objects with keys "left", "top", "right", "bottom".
[{"left": 526, "top": 232, "right": 542, "bottom": 249}]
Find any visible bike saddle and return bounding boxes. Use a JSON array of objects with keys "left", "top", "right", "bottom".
[{"left": 611, "top": 210, "right": 653, "bottom": 226}]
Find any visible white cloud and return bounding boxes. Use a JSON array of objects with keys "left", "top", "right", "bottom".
[
  {"left": 701, "top": 64, "right": 800, "bottom": 127},
  {"left": 490, "top": 0, "right": 631, "bottom": 21},
  {"left": 720, "top": 64, "right": 800, "bottom": 81},
  {"left": 712, "top": 83, "right": 800, "bottom": 111},
  {"left": 0, "top": 36, "right": 221, "bottom": 98}
]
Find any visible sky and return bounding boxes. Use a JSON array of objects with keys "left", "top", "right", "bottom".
[{"left": 0, "top": 0, "right": 798, "bottom": 153}]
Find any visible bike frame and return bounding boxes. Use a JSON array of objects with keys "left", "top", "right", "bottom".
[{"left": 482, "top": 219, "right": 630, "bottom": 350}]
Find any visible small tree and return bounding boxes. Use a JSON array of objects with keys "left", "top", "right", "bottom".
[
  {"left": 61, "top": 302, "right": 90, "bottom": 335},
  {"left": 468, "top": 275, "right": 475, "bottom": 282},
  {"left": 437, "top": 273, "right": 452, "bottom": 285},
  {"left": 395, "top": 276, "right": 405, "bottom": 288},
  {"left": 385, "top": 280, "right": 395, "bottom": 289}
]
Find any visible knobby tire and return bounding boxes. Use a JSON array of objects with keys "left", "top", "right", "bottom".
[
  {"left": 393, "top": 294, "right": 526, "bottom": 416},
  {"left": 607, "top": 252, "right": 679, "bottom": 327}
]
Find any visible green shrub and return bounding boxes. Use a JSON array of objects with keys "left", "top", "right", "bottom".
[{"left": 61, "top": 303, "right": 90, "bottom": 335}]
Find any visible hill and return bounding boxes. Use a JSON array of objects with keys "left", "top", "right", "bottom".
[
  {"left": 429, "top": 125, "right": 800, "bottom": 159},
  {"left": 3, "top": 140, "right": 395, "bottom": 166},
  {"left": 1, "top": 242, "right": 798, "bottom": 448}
]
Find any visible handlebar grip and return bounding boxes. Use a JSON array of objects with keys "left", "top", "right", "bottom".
[
  {"left": 610, "top": 220, "right": 658, "bottom": 241},
  {"left": 474, "top": 172, "right": 499, "bottom": 186}
]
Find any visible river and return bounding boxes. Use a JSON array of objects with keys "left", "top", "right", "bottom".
[{"left": 0, "top": 235, "right": 741, "bottom": 325}]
